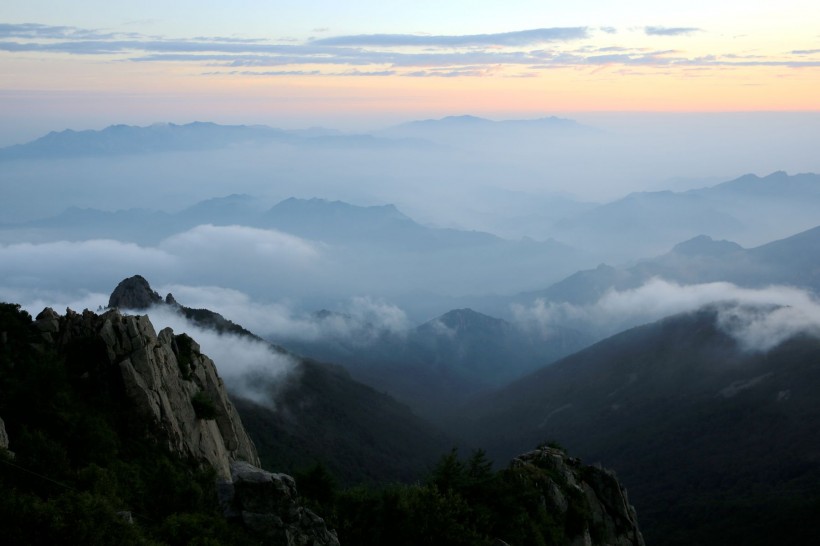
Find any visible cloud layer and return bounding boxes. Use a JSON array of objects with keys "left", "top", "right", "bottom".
[
  {"left": 2, "top": 21, "right": 817, "bottom": 78},
  {"left": 513, "top": 278, "right": 820, "bottom": 351}
]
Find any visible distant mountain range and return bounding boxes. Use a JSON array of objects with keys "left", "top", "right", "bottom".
[
  {"left": 2, "top": 196, "right": 592, "bottom": 309},
  {"left": 379, "top": 114, "right": 595, "bottom": 144},
  {"left": 517, "top": 222, "right": 820, "bottom": 307},
  {"left": 551, "top": 171, "right": 820, "bottom": 260},
  {"left": 0, "top": 115, "right": 596, "bottom": 162},
  {"left": 453, "top": 306, "right": 820, "bottom": 545},
  {"left": 0, "top": 121, "right": 429, "bottom": 161}
]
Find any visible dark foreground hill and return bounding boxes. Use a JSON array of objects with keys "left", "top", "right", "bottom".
[
  {"left": 455, "top": 306, "right": 820, "bottom": 545},
  {"left": 0, "top": 302, "right": 339, "bottom": 544},
  {"left": 0, "top": 291, "right": 645, "bottom": 545}
]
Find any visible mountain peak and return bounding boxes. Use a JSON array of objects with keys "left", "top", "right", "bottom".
[
  {"left": 670, "top": 235, "right": 743, "bottom": 257},
  {"left": 433, "top": 308, "right": 509, "bottom": 331},
  {"left": 108, "top": 275, "right": 163, "bottom": 310}
]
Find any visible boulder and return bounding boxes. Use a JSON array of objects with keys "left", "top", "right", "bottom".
[{"left": 220, "top": 461, "right": 340, "bottom": 546}]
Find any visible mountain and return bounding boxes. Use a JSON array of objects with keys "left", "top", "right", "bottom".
[
  {"left": 0, "top": 122, "right": 296, "bottom": 160},
  {"left": 258, "top": 197, "right": 500, "bottom": 249},
  {"left": 0, "top": 121, "right": 439, "bottom": 162},
  {"left": 176, "top": 193, "right": 267, "bottom": 227},
  {"left": 551, "top": 171, "right": 820, "bottom": 261},
  {"left": 551, "top": 189, "right": 744, "bottom": 260},
  {"left": 107, "top": 275, "right": 454, "bottom": 484},
  {"left": 516, "top": 222, "right": 820, "bottom": 312},
  {"left": 256, "top": 197, "right": 589, "bottom": 301},
  {"left": 454, "top": 306, "right": 820, "bottom": 545},
  {"left": 1, "top": 196, "right": 592, "bottom": 309},
  {"left": 276, "top": 307, "right": 592, "bottom": 420},
  {"left": 380, "top": 115, "right": 595, "bottom": 148}
]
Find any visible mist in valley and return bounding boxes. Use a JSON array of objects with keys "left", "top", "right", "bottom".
[{"left": 3, "top": 112, "right": 820, "bottom": 327}]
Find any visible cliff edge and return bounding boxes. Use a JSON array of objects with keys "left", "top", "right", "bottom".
[{"left": 34, "top": 306, "right": 259, "bottom": 478}]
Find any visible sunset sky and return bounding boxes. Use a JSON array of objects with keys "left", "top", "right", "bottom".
[{"left": 2, "top": 1, "right": 819, "bottom": 141}]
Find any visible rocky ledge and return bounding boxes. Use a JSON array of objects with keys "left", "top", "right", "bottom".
[{"left": 511, "top": 446, "right": 645, "bottom": 546}]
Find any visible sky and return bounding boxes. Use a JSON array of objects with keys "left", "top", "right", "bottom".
[{"left": 2, "top": 1, "right": 819, "bottom": 140}]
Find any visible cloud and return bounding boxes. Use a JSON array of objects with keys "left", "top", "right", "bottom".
[
  {"left": 0, "top": 225, "right": 326, "bottom": 310},
  {"left": 0, "top": 239, "right": 177, "bottom": 290},
  {"left": 2, "top": 21, "right": 813, "bottom": 75},
  {"left": 310, "top": 28, "right": 589, "bottom": 47},
  {"left": 0, "top": 23, "right": 121, "bottom": 40},
  {"left": 513, "top": 278, "right": 820, "bottom": 351},
  {"left": 143, "top": 305, "right": 298, "bottom": 408},
  {"left": 644, "top": 26, "right": 702, "bottom": 36},
  {"left": 159, "top": 224, "right": 319, "bottom": 265},
  {"left": 2, "top": 287, "right": 109, "bottom": 317},
  {"left": 154, "top": 283, "right": 409, "bottom": 345},
  {"left": 347, "top": 296, "right": 410, "bottom": 332},
  {"left": 404, "top": 68, "right": 487, "bottom": 78}
]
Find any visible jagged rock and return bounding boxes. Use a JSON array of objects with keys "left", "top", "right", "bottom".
[
  {"left": 33, "top": 306, "right": 259, "bottom": 478},
  {"left": 108, "top": 274, "right": 163, "bottom": 310},
  {"left": 221, "top": 461, "right": 340, "bottom": 546},
  {"left": 511, "top": 447, "right": 644, "bottom": 546},
  {"left": 165, "top": 293, "right": 178, "bottom": 306}
]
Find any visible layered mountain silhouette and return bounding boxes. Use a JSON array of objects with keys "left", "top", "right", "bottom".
[
  {"left": 0, "top": 121, "right": 428, "bottom": 161},
  {"left": 380, "top": 114, "right": 595, "bottom": 148},
  {"left": 552, "top": 171, "right": 820, "bottom": 260},
  {"left": 516, "top": 222, "right": 820, "bottom": 310}
]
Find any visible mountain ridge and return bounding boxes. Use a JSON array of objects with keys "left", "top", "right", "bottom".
[{"left": 453, "top": 304, "right": 820, "bottom": 545}]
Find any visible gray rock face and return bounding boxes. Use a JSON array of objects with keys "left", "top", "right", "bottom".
[
  {"left": 512, "top": 447, "right": 644, "bottom": 546},
  {"left": 108, "top": 274, "right": 163, "bottom": 310},
  {"left": 220, "top": 461, "right": 340, "bottom": 546},
  {"left": 34, "top": 306, "right": 259, "bottom": 478}
]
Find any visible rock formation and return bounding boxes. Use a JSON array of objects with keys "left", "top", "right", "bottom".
[
  {"left": 34, "top": 306, "right": 259, "bottom": 479},
  {"left": 28, "top": 305, "right": 339, "bottom": 543},
  {"left": 511, "top": 446, "right": 644, "bottom": 546},
  {"left": 220, "top": 461, "right": 340, "bottom": 546}
]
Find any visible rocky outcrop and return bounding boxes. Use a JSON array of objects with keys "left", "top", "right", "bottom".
[
  {"left": 220, "top": 461, "right": 340, "bottom": 546},
  {"left": 511, "top": 446, "right": 644, "bottom": 546},
  {"left": 108, "top": 274, "right": 163, "bottom": 310},
  {"left": 34, "top": 306, "right": 259, "bottom": 478}
]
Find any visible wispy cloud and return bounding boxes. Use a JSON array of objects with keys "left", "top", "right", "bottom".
[
  {"left": 310, "top": 28, "right": 589, "bottom": 47},
  {"left": 645, "top": 26, "right": 702, "bottom": 36},
  {"left": 513, "top": 278, "right": 820, "bottom": 351},
  {"left": 1, "top": 21, "right": 815, "bottom": 77},
  {"left": 0, "top": 22, "right": 123, "bottom": 40}
]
